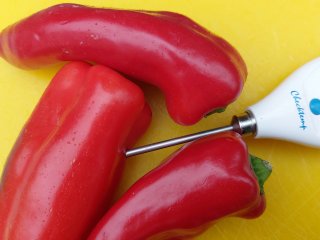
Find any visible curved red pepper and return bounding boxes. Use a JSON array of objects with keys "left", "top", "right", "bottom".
[
  {"left": 0, "top": 62, "right": 151, "bottom": 239},
  {"left": 0, "top": 3, "right": 247, "bottom": 125},
  {"left": 88, "top": 132, "right": 271, "bottom": 240}
]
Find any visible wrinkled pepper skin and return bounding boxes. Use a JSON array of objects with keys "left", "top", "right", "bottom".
[
  {"left": 88, "top": 132, "right": 269, "bottom": 240},
  {"left": 0, "top": 3, "right": 247, "bottom": 125},
  {"left": 0, "top": 62, "right": 151, "bottom": 240}
]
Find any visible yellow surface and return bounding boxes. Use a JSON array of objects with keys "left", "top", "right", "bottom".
[{"left": 1, "top": 0, "right": 320, "bottom": 239}]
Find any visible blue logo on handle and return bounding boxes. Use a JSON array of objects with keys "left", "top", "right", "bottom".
[
  {"left": 291, "top": 91, "right": 307, "bottom": 130},
  {"left": 310, "top": 98, "right": 320, "bottom": 115}
]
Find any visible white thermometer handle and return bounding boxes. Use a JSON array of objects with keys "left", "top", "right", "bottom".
[{"left": 248, "top": 57, "right": 320, "bottom": 147}]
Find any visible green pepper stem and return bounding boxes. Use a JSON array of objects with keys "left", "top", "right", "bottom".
[
  {"left": 249, "top": 155, "right": 272, "bottom": 194},
  {"left": 204, "top": 107, "right": 226, "bottom": 117}
]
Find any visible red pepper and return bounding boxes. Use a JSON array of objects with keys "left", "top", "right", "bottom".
[
  {"left": 0, "top": 3, "right": 247, "bottom": 125},
  {"left": 88, "top": 132, "right": 272, "bottom": 240},
  {"left": 0, "top": 62, "right": 151, "bottom": 239}
]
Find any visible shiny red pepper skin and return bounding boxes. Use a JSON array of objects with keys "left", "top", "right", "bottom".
[
  {"left": 0, "top": 3, "right": 247, "bottom": 125},
  {"left": 0, "top": 62, "right": 151, "bottom": 240},
  {"left": 88, "top": 132, "right": 269, "bottom": 240}
]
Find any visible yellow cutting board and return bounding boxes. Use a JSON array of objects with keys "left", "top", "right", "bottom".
[{"left": 1, "top": 0, "right": 320, "bottom": 239}]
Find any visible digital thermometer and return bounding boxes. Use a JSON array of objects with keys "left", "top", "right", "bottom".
[{"left": 126, "top": 58, "right": 320, "bottom": 157}]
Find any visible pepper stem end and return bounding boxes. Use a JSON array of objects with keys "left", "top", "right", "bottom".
[
  {"left": 249, "top": 155, "right": 272, "bottom": 194},
  {"left": 204, "top": 107, "right": 226, "bottom": 118}
]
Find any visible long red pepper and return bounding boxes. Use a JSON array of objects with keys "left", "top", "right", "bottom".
[
  {"left": 0, "top": 3, "right": 247, "bottom": 125},
  {"left": 88, "top": 132, "right": 271, "bottom": 240},
  {"left": 0, "top": 62, "right": 151, "bottom": 240}
]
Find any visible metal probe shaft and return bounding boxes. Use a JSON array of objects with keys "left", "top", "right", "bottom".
[
  {"left": 125, "top": 112, "right": 257, "bottom": 158},
  {"left": 125, "top": 125, "right": 234, "bottom": 157}
]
